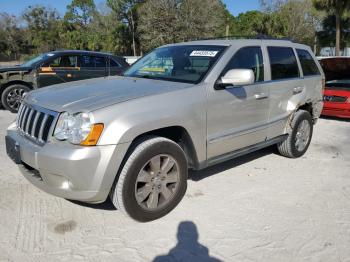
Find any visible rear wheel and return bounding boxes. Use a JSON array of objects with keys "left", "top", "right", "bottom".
[
  {"left": 1, "top": 84, "right": 30, "bottom": 113},
  {"left": 110, "top": 137, "right": 188, "bottom": 222},
  {"left": 277, "top": 110, "right": 313, "bottom": 158}
]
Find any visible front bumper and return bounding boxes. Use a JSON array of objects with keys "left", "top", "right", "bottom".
[{"left": 6, "top": 123, "right": 130, "bottom": 203}]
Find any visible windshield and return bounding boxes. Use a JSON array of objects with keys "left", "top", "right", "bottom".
[
  {"left": 21, "top": 53, "right": 54, "bottom": 67},
  {"left": 124, "top": 45, "right": 226, "bottom": 84}
]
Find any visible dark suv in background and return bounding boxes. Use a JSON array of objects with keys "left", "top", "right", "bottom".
[{"left": 0, "top": 50, "right": 129, "bottom": 112}]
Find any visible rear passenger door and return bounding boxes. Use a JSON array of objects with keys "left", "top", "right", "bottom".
[
  {"left": 80, "top": 55, "right": 108, "bottom": 80},
  {"left": 265, "top": 46, "right": 303, "bottom": 139}
]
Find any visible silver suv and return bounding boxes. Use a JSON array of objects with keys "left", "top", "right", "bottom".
[{"left": 6, "top": 39, "right": 324, "bottom": 222}]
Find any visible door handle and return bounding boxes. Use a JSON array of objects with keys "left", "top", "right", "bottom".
[
  {"left": 254, "top": 93, "right": 269, "bottom": 100},
  {"left": 293, "top": 86, "right": 304, "bottom": 95},
  {"left": 67, "top": 73, "right": 73, "bottom": 78}
]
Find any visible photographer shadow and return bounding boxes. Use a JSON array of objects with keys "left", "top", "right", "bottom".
[{"left": 153, "top": 221, "right": 222, "bottom": 262}]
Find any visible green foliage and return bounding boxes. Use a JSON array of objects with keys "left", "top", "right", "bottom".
[
  {"left": 137, "top": 0, "right": 228, "bottom": 52},
  {"left": 22, "top": 6, "right": 61, "bottom": 53},
  {"left": 1, "top": 0, "right": 350, "bottom": 60},
  {"left": 313, "top": 0, "right": 350, "bottom": 54},
  {"left": 230, "top": 11, "right": 267, "bottom": 36}
]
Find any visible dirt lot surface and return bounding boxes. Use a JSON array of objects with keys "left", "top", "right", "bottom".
[{"left": 0, "top": 110, "right": 349, "bottom": 262}]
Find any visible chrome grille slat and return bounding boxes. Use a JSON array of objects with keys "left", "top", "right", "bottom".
[
  {"left": 20, "top": 107, "right": 30, "bottom": 130},
  {"left": 38, "top": 114, "right": 49, "bottom": 142},
  {"left": 16, "top": 104, "right": 24, "bottom": 126},
  {"left": 19, "top": 106, "right": 27, "bottom": 129},
  {"left": 16, "top": 103, "right": 58, "bottom": 144},
  {"left": 31, "top": 112, "right": 40, "bottom": 137},
  {"left": 25, "top": 109, "right": 34, "bottom": 133}
]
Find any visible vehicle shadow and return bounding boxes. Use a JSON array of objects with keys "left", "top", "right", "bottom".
[
  {"left": 189, "top": 146, "right": 275, "bottom": 181},
  {"left": 68, "top": 198, "right": 116, "bottom": 211},
  {"left": 320, "top": 115, "right": 350, "bottom": 122},
  {"left": 153, "top": 221, "right": 222, "bottom": 262}
]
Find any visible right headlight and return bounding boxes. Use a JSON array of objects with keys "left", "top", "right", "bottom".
[{"left": 54, "top": 112, "right": 104, "bottom": 146}]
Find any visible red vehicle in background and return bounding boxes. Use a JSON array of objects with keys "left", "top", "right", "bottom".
[{"left": 319, "top": 57, "right": 350, "bottom": 119}]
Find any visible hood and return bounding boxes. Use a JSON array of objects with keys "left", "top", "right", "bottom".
[
  {"left": 24, "top": 76, "right": 193, "bottom": 113},
  {"left": 0, "top": 66, "right": 32, "bottom": 73}
]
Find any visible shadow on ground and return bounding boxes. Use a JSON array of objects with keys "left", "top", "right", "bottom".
[
  {"left": 153, "top": 221, "right": 222, "bottom": 262},
  {"left": 320, "top": 115, "right": 350, "bottom": 122},
  {"left": 68, "top": 197, "right": 116, "bottom": 211},
  {"left": 189, "top": 146, "right": 275, "bottom": 181}
]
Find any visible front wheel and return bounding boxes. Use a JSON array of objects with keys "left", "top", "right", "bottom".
[
  {"left": 110, "top": 137, "right": 188, "bottom": 222},
  {"left": 277, "top": 110, "right": 313, "bottom": 158},
  {"left": 1, "top": 84, "right": 30, "bottom": 113}
]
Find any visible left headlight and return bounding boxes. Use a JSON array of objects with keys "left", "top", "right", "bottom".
[{"left": 54, "top": 112, "right": 104, "bottom": 146}]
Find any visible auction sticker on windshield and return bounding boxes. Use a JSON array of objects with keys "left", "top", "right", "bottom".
[{"left": 190, "top": 51, "right": 219, "bottom": 57}]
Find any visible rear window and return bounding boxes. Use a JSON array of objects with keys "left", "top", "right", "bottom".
[
  {"left": 296, "top": 49, "right": 320, "bottom": 76},
  {"left": 268, "top": 47, "right": 299, "bottom": 80}
]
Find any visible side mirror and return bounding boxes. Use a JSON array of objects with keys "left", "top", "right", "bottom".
[{"left": 215, "top": 69, "right": 255, "bottom": 89}]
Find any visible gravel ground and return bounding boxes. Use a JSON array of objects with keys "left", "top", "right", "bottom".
[{"left": 0, "top": 109, "right": 349, "bottom": 262}]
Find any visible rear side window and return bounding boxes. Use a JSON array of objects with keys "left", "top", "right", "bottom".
[
  {"left": 223, "top": 46, "right": 264, "bottom": 82},
  {"left": 296, "top": 49, "right": 320, "bottom": 76},
  {"left": 268, "top": 47, "right": 299, "bottom": 80},
  {"left": 81, "top": 55, "right": 106, "bottom": 68}
]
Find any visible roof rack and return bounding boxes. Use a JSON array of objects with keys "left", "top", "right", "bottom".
[{"left": 197, "top": 35, "right": 293, "bottom": 42}]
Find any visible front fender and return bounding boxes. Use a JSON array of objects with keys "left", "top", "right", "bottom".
[{"left": 92, "top": 85, "right": 208, "bottom": 164}]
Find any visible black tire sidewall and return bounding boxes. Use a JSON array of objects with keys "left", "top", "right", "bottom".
[
  {"left": 1, "top": 84, "right": 30, "bottom": 113},
  {"left": 122, "top": 140, "right": 188, "bottom": 222},
  {"left": 290, "top": 112, "right": 313, "bottom": 158}
]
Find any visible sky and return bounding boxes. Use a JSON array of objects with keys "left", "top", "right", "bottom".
[{"left": 0, "top": 0, "right": 260, "bottom": 17}]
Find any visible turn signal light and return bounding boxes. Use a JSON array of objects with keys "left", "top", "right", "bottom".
[{"left": 80, "top": 124, "right": 104, "bottom": 146}]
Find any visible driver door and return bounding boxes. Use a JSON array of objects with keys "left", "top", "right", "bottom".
[
  {"left": 206, "top": 46, "right": 270, "bottom": 159},
  {"left": 37, "top": 55, "right": 81, "bottom": 88}
]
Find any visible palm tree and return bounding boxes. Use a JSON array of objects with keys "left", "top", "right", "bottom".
[{"left": 313, "top": 0, "right": 350, "bottom": 56}]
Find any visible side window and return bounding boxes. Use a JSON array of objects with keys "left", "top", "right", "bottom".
[
  {"left": 268, "top": 47, "right": 299, "bottom": 80},
  {"left": 296, "top": 49, "right": 320, "bottom": 76},
  {"left": 81, "top": 55, "right": 95, "bottom": 68},
  {"left": 223, "top": 47, "right": 264, "bottom": 82},
  {"left": 95, "top": 56, "right": 106, "bottom": 68},
  {"left": 110, "top": 59, "right": 121, "bottom": 67},
  {"left": 43, "top": 55, "right": 79, "bottom": 68}
]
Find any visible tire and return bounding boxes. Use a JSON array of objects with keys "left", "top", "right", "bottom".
[
  {"left": 1, "top": 84, "right": 30, "bottom": 113},
  {"left": 277, "top": 110, "right": 313, "bottom": 158},
  {"left": 110, "top": 136, "right": 188, "bottom": 222}
]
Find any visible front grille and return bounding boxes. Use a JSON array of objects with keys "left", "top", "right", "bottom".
[
  {"left": 16, "top": 103, "right": 58, "bottom": 144},
  {"left": 323, "top": 95, "right": 348, "bottom": 103}
]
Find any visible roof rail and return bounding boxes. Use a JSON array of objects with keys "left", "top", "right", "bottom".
[{"left": 196, "top": 35, "right": 293, "bottom": 42}]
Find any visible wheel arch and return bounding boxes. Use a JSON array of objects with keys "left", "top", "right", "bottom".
[
  {"left": 0, "top": 80, "right": 33, "bottom": 93},
  {"left": 124, "top": 126, "right": 200, "bottom": 170}
]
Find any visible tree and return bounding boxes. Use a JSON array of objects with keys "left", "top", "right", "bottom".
[
  {"left": 22, "top": 5, "right": 61, "bottom": 53},
  {"left": 63, "top": 0, "right": 96, "bottom": 50},
  {"left": 107, "top": 0, "right": 144, "bottom": 56},
  {"left": 64, "top": 0, "right": 96, "bottom": 26},
  {"left": 317, "top": 14, "right": 350, "bottom": 52},
  {"left": 0, "top": 13, "right": 26, "bottom": 60},
  {"left": 230, "top": 11, "right": 267, "bottom": 36},
  {"left": 313, "top": 0, "right": 350, "bottom": 55},
  {"left": 137, "top": 0, "right": 228, "bottom": 52}
]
